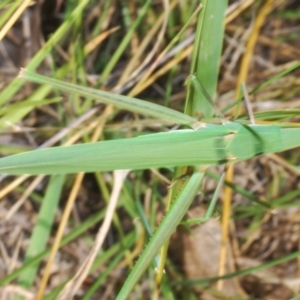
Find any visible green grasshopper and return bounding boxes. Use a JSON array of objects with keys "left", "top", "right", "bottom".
[
  {"left": 2, "top": 69, "right": 300, "bottom": 299},
  {"left": 1, "top": 69, "right": 299, "bottom": 175}
]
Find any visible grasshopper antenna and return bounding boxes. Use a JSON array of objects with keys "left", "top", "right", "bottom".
[
  {"left": 187, "top": 75, "right": 227, "bottom": 124},
  {"left": 241, "top": 83, "right": 255, "bottom": 124}
]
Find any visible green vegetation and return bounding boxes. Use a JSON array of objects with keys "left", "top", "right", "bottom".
[{"left": 1, "top": 1, "right": 300, "bottom": 299}]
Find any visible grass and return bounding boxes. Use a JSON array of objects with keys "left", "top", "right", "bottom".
[{"left": 1, "top": 0, "right": 300, "bottom": 299}]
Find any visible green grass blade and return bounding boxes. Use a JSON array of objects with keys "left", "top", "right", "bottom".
[
  {"left": 0, "top": 208, "right": 130, "bottom": 286},
  {"left": 43, "top": 233, "right": 137, "bottom": 300},
  {"left": 19, "top": 69, "right": 196, "bottom": 126},
  {"left": 0, "top": 97, "right": 61, "bottom": 117},
  {"left": 179, "top": 249, "right": 300, "bottom": 286},
  {"left": 18, "top": 175, "right": 65, "bottom": 289},
  {"left": 186, "top": 0, "right": 227, "bottom": 117},
  {"left": 0, "top": 66, "right": 69, "bottom": 129},
  {"left": 0, "top": 0, "right": 90, "bottom": 106},
  {"left": 0, "top": 0, "right": 22, "bottom": 28},
  {"left": 82, "top": 251, "right": 126, "bottom": 300},
  {"left": 250, "top": 61, "right": 300, "bottom": 94},
  {"left": 0, "top": 123, "right": 298, "bottom": 175},
  {"left": 98, "top": 0, "right": 152, "bottom": 84},
  {"left": 116, "top": 171, "right": 204, "bottom": 300}
]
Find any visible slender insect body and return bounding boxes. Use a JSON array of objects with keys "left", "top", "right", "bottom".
[{"left": 0, "top": 122, "right": 298, "bottom": 175}]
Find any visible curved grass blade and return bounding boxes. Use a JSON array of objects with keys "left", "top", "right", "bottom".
[{"left": 0, "top": 122, "right": 298, "bottom": 175}]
